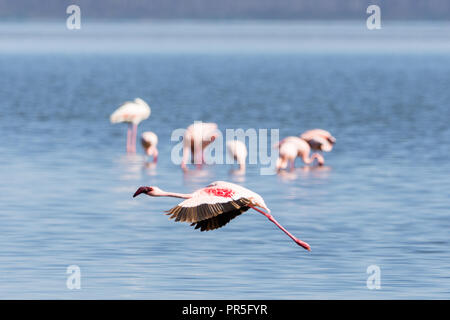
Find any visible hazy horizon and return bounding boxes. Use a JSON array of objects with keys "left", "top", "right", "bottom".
[
  {"left": 1, "top": 20, "right": 450, "bottom": 54},
  {"left": 0, "top": 0, "right": 449, "bottom": 20}
]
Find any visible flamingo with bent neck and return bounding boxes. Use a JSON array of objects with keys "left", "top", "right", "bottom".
[
  {"left": 300, "top": 129, "right": 336, "bottom": 152},
  {"left": 227, "top": 140, "right": 247, "bottom": 174},
  {"left": 141, "top": 131, "right": 158, "bottom": 163},
  {"left": 181, "top": 122, "right": 219, "bottom": 171},
  {"left": 276, "top": 136, "right": 324, "bottom": 170}
]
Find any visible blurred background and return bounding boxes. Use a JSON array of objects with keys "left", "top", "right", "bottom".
[
  {"left": 1, "top": 0, "right": 450, "bottom": 19},
  {"left": 0, "top": 1, "right": 449, "bottom": 299}
]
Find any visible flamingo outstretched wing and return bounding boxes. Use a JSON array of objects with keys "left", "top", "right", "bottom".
[
  {"left": 165, "top": 187, "right": 251, "bottom": 231},
  {"left": 190, "top": 206, "right": 249, "bottom": 231}
]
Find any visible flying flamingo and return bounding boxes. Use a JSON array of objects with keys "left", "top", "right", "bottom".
[
  {"left": 110, "top": 98, "right": 151, "bottom": 153},
  {"left": 181, "top": 122, "right": 219, "bottom": 171},
  {"left": 226, "top": 140, "right": 247, "bottom": 174},
  {"left": 141, "top": 131, "right": 158, "bottom": 163},
  {"left": 300, "top": 129, "right": 336, "bottom": 152},
  {"left": 276, "top": 136, "right": 324, "bottom": 170},
  {"left": 133, "top": 181, "right": 310, "bottom": 250}
]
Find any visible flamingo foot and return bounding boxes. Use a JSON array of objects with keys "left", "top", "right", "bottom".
[{"left": 294, "top": 239, "right": 311, "bottom": 251}]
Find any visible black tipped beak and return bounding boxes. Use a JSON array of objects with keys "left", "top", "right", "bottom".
[{"left": 133, "top": 186, "right": 150, "bottom": 198}]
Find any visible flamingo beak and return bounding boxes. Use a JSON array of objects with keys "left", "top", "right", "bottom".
[{"left": 133, "top": 186, "right": 151, "bottom": 198}]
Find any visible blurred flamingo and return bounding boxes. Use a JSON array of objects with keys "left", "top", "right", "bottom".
[
  {"left": 276, "top": 136, "right": 324, "bottom": 170},
  {"left": 141, "top": 131, "right": 158, "bottom": 163},
  {"left": 300, "top": 129, "right": 336, "bottom": 152},
  {"left": 110, "top": 98, "right": 151, "bottom": 153},
  {"left": 133, "top": 181, "right": 310, "bottom": 250},
  {"left": 227, "top": 140, "right": 247, "bottom": 174},
  {"left": 181, "top": 122, "right": 219, "bottom": 171}
]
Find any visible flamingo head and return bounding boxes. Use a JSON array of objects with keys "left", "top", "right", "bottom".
[
  {"left": 320, "top": 143, "right": 333, "bottom": 152},
  {"left": 141, "top": 138, "right": 151, "bottom": 150},
  {"left": 133, "top": 186, "right": 163, "bottom": 197},
  {"left": 317, "top": 155, "right": 325, "bottom": 166},
  {"left": 209, "top": 133, "right": 219, "bottom": 142}
]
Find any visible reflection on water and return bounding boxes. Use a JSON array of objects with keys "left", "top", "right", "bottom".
[
  {"left": 116, "top": 154, "right": 147, "bottom": 181},
  {"left": 182, "top": 167, "right": 216, "bottom": 190},
  {"left": 228, "top": 170, "right": 247, "bottom": 183},
  {"left": 298, "top": 165, "right": 332, "bottom": 178},
  {"left": 277, "top": 165, "right": 332, "bottom": 181},
  {"left": 143, "top": 161, "right": 158, "bottom": 176}
]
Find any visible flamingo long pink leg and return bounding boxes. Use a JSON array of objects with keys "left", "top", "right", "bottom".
[
  {"left": 250, "top": 205, "right": 311, "bottom": 251},
  {"left": 127, "top": 124, "right": 132, "bottom": 153},
  {"left": 194, "top": 141, "right": 203, "bottom": 168},
  {"left": 289, "top": 160, "right": 295, "bottom": 171},
  {"left": 131, "top": 123, "right": 138, "bottom": 153},
  {"left": 152, "top": 148, "right": 158, "bottom": 163}
]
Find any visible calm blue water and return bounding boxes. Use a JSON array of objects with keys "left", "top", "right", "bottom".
[{"left": 1, "top": 22, "right": 450, "bottom": 299}]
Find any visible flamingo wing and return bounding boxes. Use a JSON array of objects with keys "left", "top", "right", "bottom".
[
  {"left": 227, "top": 140, "right": 248, "bottom": 161},
  {"left": 110, "top": 99, "right": 151, "bottom": 124},
  {"left": 307, "top": 136, "right": 332, "bottom": 152},
  {"left": 190, "top": 206, "right": 250, "bottom": 231},
  {"left": 165, "top": 187, "right": 251, "bottom": 231},
  {"left": 141, "top": 131, "right": 158, "bottom": 147}
]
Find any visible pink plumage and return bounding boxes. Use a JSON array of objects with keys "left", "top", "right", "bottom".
[
  {"left": 227, "top": 140, "right": 247, "bottom": 173},
  {"left": 276, "top": 136, "right": 324, "bottom": 169},
  {"left": 110, "top": 98, "right": 151, "bottom": 153},
  {"left": 133, "top": 181, "right": 310, "bottom": 250},
  {"left": 181, "top": 122, "right": 219, "bottom": 171},
  {"left": 300, "top": 129, "right": 336, "bottom": 152}
]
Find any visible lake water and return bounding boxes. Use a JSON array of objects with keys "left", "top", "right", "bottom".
[{"left": 0, "top": 21, "right": 449, "bottom": 299}]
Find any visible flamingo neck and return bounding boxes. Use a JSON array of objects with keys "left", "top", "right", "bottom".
[
  {"left": 238, "top": 160, "right": 246, "bottom": 171},
  {"left": 157, "top": 190, "right": 192, "bottom": 199},
  {"left": 311, "top": 153, "right": 324, "bottom": 165},
  {"left": 302, "top": 154, "right": 313, "bottom": 165},
  {"left": 303, "top": 153, "right": 323, "bottom": 165}
]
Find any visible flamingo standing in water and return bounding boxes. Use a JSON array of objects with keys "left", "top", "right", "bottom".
[
  {"left": 181, "top": 122, "right": 219, "bottom": 171},
  {"left": 141, "top": 131, "right": 158, "bottom": 163},
  {"left": 133, "top": 181, "right": 310, "bottom": 250},
  {"left": 226, "top": 140, "right": 247, "bottom": 174},
  {"left": 110, "top": 98, "right": 151, "bottom": 153},
  {"left": 276, "top": 136, "right": 324, "bottom": 171},
  {"left": 300, "top": 129, "right": 336, "bottom": 152}
]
